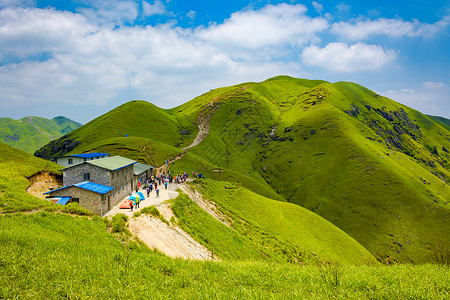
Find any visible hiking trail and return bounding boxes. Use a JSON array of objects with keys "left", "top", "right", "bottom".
[
  {"left": 105, "top": 180, "right": 220, "bottom": 261},
  {"left": 27, "top": 117, "right": 54, "bottom": 141}
]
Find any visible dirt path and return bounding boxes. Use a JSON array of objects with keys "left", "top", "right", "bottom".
[
  {"left": 27, "top": 117, "right": 54, "bottom": 141},
  {"left": 182, "top": 121, "right": 209, "bottom": 150},
  {"left": 105, "top": 180, "right": 219, "bottom": 261}
]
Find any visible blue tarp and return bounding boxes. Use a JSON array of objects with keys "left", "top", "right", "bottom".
[
  {"left": 138, "top": 192, "right": 145, "bottom": 200},
  {"left": 55, "top": 197, "right": 71, "bottom": 205}
]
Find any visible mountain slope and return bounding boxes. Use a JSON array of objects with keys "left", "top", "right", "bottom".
[
  {"left": 170, "top": 76, "right": 449, "bottom": 263},
  {"left": 0, "top": 116, "right": 82, "bottom": 153},
  {"left": 34, "top": 76, "right": 450, "bottom": 263}
]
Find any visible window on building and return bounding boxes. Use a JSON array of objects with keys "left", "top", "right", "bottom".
[
  {"left": 112, "top": 172, "right": 114, "bottom": 180},
  {"left": 83, "top": 173, "right": 90, "bottom": 181},
  {"left": 72, "top": 198, "right": 79, "bottom": 203},
  {"left": 68, "top": 158, "right": 73, "bottom": 165}
]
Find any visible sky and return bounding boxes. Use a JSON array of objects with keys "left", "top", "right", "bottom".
[{"left": 0, "top": 0, "right": 449, "bottom": 123}]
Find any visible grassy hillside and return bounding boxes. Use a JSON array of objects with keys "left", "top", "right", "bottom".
[
  {"left": 33, "top": 76, "right": 450, "bottom": 264},
  {"left": 1, "top": 212, "right": 448, "bottom": 298},
  {"left": 181, "top": 180, "right": 376, "bottom": 265},
  {"left": 0, "top": 143, "right": 62, "bottom": 212},
  {"left": 0, "top": 116, "right": 82, "bottom": 153},
  {"left": 171, "top": 76, "right": 450, "bottom": 264}
]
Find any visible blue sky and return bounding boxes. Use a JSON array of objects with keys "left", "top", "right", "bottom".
[{"left": 0, "top": 0, "right": 449, "bottom": 123}]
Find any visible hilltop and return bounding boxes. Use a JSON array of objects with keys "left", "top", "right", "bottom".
[
  {"left": 35, "top": 76, "right": 450, "bottom": 263},
  {"left": 0, "top": 116, "right": 82, "bottom": 153}
]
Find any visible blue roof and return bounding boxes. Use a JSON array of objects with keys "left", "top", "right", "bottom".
[
  {"left": 69, "top": 153, "right": 110, "bottom": 158},
  {"left": 55, "top": 197, "right": 72, "bottom": 205},
  {"left": 44, "top": 181, "right": 114, "bottom": 195},
  {"left": 74, "top": 181, "right": 114, "bottom": 194}
]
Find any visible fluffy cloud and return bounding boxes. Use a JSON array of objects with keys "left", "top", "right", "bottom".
[
  {"left": 301, "top": 42, "right": 396, "bottom": 72},
  {"left": 312, "top": 1, "right": 323, "bottom": 12},
  {"left": 78, "top": 0, "right": 139, "bottom": 25},
  {"left": 332, "top": 16, "right": 450, "bottom": 40},
  {"left": 195, "top": 3, "right": 328, "bottom": 49},
  {"left": 0, "top": 5, "right": 307, "bottom": 121},
  {"left": 142, "top": 0, "right": 167, "bottom": 16}
]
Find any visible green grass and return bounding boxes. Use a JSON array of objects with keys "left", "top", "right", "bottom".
[
  {"left": 0, "top": 212, "right": 448, "bottom": 299},
  {"left": 171, "top": 192, "right": 269, "bottom": 261},
  {"left": 0, "top": 116, "right": 81, "bottom": 153},
  {"left": 0, "top": 142, "right": 62, "bottom": 212},
  {"left": 192, "top": 180, "right": 377, "bottom": 265},
  {"left": 30, "top": 75, "right": 450, "bottom": 264}
]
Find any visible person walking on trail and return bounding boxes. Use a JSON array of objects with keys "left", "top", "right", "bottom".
[
  {"left": 146, "top": 187, "right": 150, "bottom": 197},
  {"left": 156, "top": 188, "right": 160, "bottom": 197},
  {"left": 149, "top": 183, "right": 153, "bottom": 192},
  {"left": 164, "top": 181, "right": 168, "bottom": 189},
  {"left": 135, "top": 196, "right": 140, "bottom": 208},
  {"left": 129, "top": 198, "right": 133, "bottom": 212}
]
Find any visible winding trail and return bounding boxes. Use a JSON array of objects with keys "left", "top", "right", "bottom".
[
  {"left": 105, "top": 108, "right": 219, "bottom": 260},
  {"left": 27, "top": 117, "right": 54, "bottom": 141},
  {"left": 105, "top": 180, "right": 219, "bottom": 261}
]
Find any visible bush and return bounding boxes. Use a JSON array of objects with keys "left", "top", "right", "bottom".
[
  {"left": 112, "top": 214, "right": 128, "bottom": 233},
  {"left": 62, "top": 203, "right": 91, "bottom": 216},
  {"left": 140, "top": 206, "right": 169, "bottom": 225}
]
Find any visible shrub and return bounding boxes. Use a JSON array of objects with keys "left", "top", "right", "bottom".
[
  {"left": 62, "top": 203, "right": 91, "bottom": 216},
  {"left": 112, "top": 214, "right": 128, "bottom": 233}
]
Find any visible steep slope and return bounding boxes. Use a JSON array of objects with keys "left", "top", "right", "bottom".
[
  {"left": 0, "top": 142, "right": 62, "bottom": 212},
  {"left": 184, "top": 180, "right": 376, "bottom": 265},
  {"left": 32, "top": 76, "right": 449, "bottom": 263},
  {"left": 170, "top": 76, "right": 450, "bottom": 263},
  {"left": 0, "top": 116, "right": 82, "bottom": 153}
]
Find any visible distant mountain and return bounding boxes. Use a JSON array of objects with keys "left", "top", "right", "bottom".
[
  {"left": 35, "top": 76, "right": 450, "bottom": 263},
  {"left": 0, "top": 116, "right": 82, "bottom": 153}
]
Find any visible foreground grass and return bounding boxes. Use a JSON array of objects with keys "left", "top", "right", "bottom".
[
  {"left": 0, "top": 212, "right": 448, "bottom": 299},
  {"left": 0, "top": 143, "right": 61, "bottom": 212}
]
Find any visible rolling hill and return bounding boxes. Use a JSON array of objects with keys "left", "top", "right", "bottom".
[
  {"left": 34, "top": 76, "right": 450, "bottom": 264},
  {"left": 0, "top": 116, "right": 82, "bottom": 153}
]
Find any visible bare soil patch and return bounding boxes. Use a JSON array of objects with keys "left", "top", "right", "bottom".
[{"left": 27, "top": 172, "right": 62, "bottom": 199}]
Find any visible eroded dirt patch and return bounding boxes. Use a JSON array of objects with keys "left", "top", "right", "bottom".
[
  {"left": 129, "top": 213, "right": 218, "bottom": 261},
  {"left": 27, "top": 172, "right": 62, "bottom": 199}
]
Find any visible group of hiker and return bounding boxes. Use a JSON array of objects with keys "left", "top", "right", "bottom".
[{"left": 125, "top": 170, "right": 203, "bottom": 212}]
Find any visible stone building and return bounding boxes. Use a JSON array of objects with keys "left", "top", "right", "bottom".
[
  {"left": 44, "top": 181, "right": 114, "bottom": 216},
  {"left": 45, "top": 156, "right": 137, "bottom": 215},
  {"left": 134, "top": 162, "right": 153, "bottom": 183}
]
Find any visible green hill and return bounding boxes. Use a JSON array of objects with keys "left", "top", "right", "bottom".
[
  {"left": 177, "top": 179, "right": 376, "bottom": 265},
  {"left": 0, "top": 116, "right": 82, "bottom": 153},
  {"left": 0, "top": 143, "right": 62, "bottom": 211},
  {"left": 35, "top": 76, "right": 450, "bottom": 264}
]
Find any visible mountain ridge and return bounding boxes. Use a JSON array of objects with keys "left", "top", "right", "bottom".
[
  {"left": 34, "top": 75, "right": 450, "bottom": 263},
  {"left": 0, "top": 116, "right": 82, "bottom": 153}
]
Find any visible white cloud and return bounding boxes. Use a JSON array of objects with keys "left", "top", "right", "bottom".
[
  {"left": 195, "top": 3, "right": 328, "bottom": 49},
  {"left": 423, "top": 81, "right": 445, "bottom": 89},
  {"left": 186, "top": 9, "right": 196, "bottom": 20},
  {"left": 0, "top": 0, "right": 33, "bottom": 8},
  {"left": 312, "top": 1, "right": 323, "bottom": 12},
  {"left": 0, "top": 5, "right": 309, "bottom": 122},
  {"left": 78, "top": 0, "right": 139, "bottom": 25},
  {"left": 142, "top": 0, "right": 167, "bottom": 16},
  {"left": 332, "top": 16, "right": 450, "bottom": 40},
  {"left": 301, "top": 42, "right": 396, "bottom": 72}
]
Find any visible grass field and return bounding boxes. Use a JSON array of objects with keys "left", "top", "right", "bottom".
[
  {"left": 31, "top": 75, "right": 450, "bottom": 264},
  {"left": 1, "top": 212, "right": 448, "bottom": 299}
]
